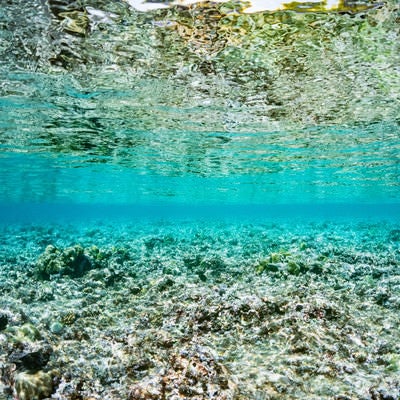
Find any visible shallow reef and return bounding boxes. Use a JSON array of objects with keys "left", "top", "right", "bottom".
[{"left": 0, "top": 219, "right": 399, "bottom": 399}]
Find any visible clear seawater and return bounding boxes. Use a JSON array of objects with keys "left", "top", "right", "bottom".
[
  {"left": 0, "top": 71, "right": 399, "bottom": 222},
  {"left": 0, "top": 1, "right": 400, "bottom": 399},
  {"left": 0, "top": 0, "right": 399, "bottom": 224}
]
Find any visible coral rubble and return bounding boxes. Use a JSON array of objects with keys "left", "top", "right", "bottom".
[{"left": 0, "top": 220, "right": 399, "bottom": 399}]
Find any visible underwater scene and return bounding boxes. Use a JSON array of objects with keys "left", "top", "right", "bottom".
[{"left": 1, "top": 0, "right": 400, "bottom": 399}]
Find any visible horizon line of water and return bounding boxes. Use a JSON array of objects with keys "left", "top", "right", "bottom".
[{"left": 0, "top": 202, "right": 399, "bottom": 224}]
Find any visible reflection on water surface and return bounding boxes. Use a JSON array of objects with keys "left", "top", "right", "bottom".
[{"left": 0, "top": 0, "right": 399, "bottom": 204}]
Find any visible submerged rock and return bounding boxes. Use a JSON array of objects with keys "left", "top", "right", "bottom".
[
  {"left": 369, "top": 384, "right": 400, "bottom": 400},
  {"left": 9, "top": 343, "right": 53, "bottom": 372},
  {"left": 0, "top": 312, "right": 9, "bottom": 331},
  {"left": 49, "top": 321, "right": 64, "bottom": 335},
  {"left": 35, "top": 245, "right": 92, "bottom": 279},
  {"left": 13, "top": 371, "right": 53, "bottom": 400}
]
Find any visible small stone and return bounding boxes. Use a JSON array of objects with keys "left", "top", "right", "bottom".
[
  {"left": 50, "top": 322, "right": 64, "bottom": 334},
  {"left": 14, "top": 371, "right": 53, "bottom": 400},
  {"left": 343, "top": 365, "right": 356, "bottom": 374},
  {"left": 0, "top": 312, "right": 9, "bottom": 331},
  {"left": 60, "top": 311, "right": 76, "bottom": 326}
]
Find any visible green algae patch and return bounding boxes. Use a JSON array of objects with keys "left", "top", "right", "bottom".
[
  {"left": 256, "top": 249, "right": 325, "bottom": 276},
  {"left": 7, "top": 323, "right": 42, "bottom": 344},
  {"left": 255, "top": 259, "right": 280, "bottom": 274}
]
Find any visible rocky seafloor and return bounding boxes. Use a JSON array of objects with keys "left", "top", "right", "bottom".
[{"left": 0, "top": 219, "right": 399, "bottom": 400}]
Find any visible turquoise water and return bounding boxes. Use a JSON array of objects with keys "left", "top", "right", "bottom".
[
  {"left": 0, "top": 71, "right": 399, "bottom": 216},
  {"left": 1, "top": 1, "right": 400, "bottom": 399},
  {"left": 1, "top": 0, "right": 399, "bottom": 218}
]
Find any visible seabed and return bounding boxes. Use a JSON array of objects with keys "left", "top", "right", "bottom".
[{"left": 1, "top": 219, "right": 400, "bottom": 399}]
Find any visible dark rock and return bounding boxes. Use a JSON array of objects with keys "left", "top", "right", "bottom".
[
  {"left": 369, "top": 386, "right": 400, "bottom": 400},
  {"left": 9, "top": 343, "right": 53, "bottom": 372},
  {"left": 156, "top": 276, "right": 175, "bottom": 292},
  {"left": 0, "top": 312, "right": 9, "bottom": 330},
  {"left": 130, "top": 358, "right": 154, "bottom": 373}
]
